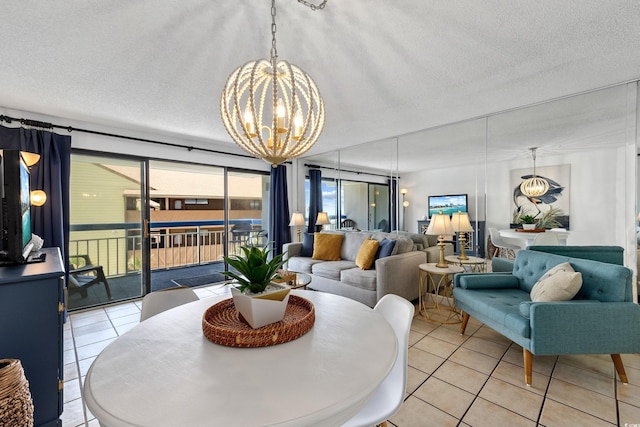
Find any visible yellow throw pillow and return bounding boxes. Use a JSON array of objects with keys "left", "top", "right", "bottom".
[
  {"left": 355, "top": 238, "right": 380, "bottom": 270},
  {"left": 312, "top": 233, "right": 344, "bottom": 261}
]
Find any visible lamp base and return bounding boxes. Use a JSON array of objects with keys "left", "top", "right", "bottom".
[
  {"left": 435, "top": 238, "right": 448, "bottom": 268},
  {"left": 457, "top": 235, "right": 469, "bottom": 260}
]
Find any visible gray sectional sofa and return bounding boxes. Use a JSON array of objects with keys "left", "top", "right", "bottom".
[{"left": 283, "top": 230, "right": 453, "bottom": 307}]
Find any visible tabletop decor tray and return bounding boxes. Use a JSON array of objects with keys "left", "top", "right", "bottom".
[
  {"left": 515, "top": 228, "right": 546, "bottom": 233},
  {"left": 202, "top": 295, "right": 315, "bottom": 347}
]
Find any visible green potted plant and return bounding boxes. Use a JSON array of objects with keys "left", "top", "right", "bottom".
[
  {"left": 223, "top": 244, "right": 290, "bottom": 329},
  {"left": 519, "top": 214, "right": 538, "bottom": 230}
]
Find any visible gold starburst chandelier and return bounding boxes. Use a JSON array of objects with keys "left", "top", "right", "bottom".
[
  {"left": 220, "top": 0, "right": 326, "bottom": 167},
  {"left": 520, "top": 147, "right": 549, "bottom": 198}
]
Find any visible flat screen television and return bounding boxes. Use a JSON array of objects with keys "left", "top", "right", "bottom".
[
  {"left": 0, "top": 150, "right": 34, "bottom": 264},
  {"left": 428, "top": 194, "right": 468, "bottom": 218}
]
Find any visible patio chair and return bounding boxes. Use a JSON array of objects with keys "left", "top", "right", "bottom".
[
  {"left": 229, "top": 222, "right": 253, "bottom": 249},
  {"left": 68, "top": 255, "right": 112, "bottom": 300},
  {"left": 340, "top": 218, "right": 357, "bottom": 229}
]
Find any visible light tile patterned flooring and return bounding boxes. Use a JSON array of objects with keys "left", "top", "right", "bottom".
[{"left": 63, "top": 285, "right": 640, "bottom": 427}]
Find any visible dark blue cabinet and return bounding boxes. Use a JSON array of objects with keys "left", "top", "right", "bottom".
[{"left": 0, "top": 247, "right": 65, "bottom": 426}]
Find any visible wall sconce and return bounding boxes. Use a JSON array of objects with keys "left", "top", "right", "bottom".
[
  {"left": 288, "top": 212, "right": 305, "bottom": 242},
  {"left": 400, "top": 188, "right": 409, "bottom": 231},
  {"left": 316, "top": 212, "right": 330, "bottom": 230},
  {"left": 30, "top": 190, "right": 47, "bottom": 207}
]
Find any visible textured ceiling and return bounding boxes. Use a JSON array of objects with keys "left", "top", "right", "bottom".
[{"left": 0, "top": 1, "right": 638, "bottom": 171}]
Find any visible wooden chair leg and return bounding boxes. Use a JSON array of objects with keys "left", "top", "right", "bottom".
[
  {"left": 460, "top": 312, "right": 470, "bottom": 335},
  {"left": 611, "top": 354, "right": 629, "bottom": 384},
  {"left": 523, "top": 348, "right": 533, "bottom": 386}
]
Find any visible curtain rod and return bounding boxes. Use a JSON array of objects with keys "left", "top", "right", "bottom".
[
  {"left": 0, "top": 114, "right": 263, "bottom": 160},
  {"left": 305, "top": 163, "right": 399, "bottom": 179}
]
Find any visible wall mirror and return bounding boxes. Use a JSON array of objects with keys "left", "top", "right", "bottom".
[{"left": 298, "top": 82, "right": 638, "bottom": 286}]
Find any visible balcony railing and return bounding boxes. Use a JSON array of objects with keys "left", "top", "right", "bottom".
[{"left": 69, "top": 220, "right": 263, "bottom": 278}]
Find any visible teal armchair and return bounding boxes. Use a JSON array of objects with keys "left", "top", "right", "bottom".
[{"left": 454, "top": 249, "right": 640, "bottom": 385}]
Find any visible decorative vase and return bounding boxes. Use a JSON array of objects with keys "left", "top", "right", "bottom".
[
  {"left": 231, "top": 283, "right": 291, "bottom": 329},
  {"left": 522, "top": 224, "right": 536, "bottom": 230},
  {"left": 0, "top": 359, "right": 34, "bottom": 427}
]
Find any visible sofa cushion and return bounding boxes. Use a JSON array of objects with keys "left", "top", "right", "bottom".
[
  {"left": 300, "top": 233, "right": 315, "bottom": 257},
  {"left": 455, "top": 288, "right": 531, "bottom": 338},
  {"left": 393, "top": 236, "right": 414, "bottom": 254},
  {"left": 312, "top": 260, "right": 357, "bottom": 281},
  {"left": 286, "top": 256, "right": 324, "bottom": 274},
  {"left": 341, "top": 231, "right": 372, "bottom": 261},
  {"left": 312, "top": 233, "right": 344, "bottom": 261},
  {"left": 530, "top": 262, "right": 582, "bottom": 302},
  {"left": 355, "top": 238, "right": 379, "bottom": 270},
  {"left": 398, "top": 231, "right": 429, "bottom": 250},
  {"left": 376, "top": 238, "right": 396, "bottom": 260},
  {"left": 341, "top": 267, "right": 377, "bottom": 291}
]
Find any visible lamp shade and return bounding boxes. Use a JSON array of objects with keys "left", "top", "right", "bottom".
[
  {"left": 425, "top": 213, "right": 453, "bottom": 236},
  {"left": 315, "top": 212, "right": 330, "bottom": 225},
  {"left": 451, "top": 211, "right": 473, "bottom": 233},
  {"left": 20, "top": 151, "right": 40, "bottom": 167},
  {"left": 289, "top": 212, "right": 305, "bottom": 226}
]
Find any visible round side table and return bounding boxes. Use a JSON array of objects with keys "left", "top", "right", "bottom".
[
  {"left": 445, "top": 255, "right": 487, "bottom": 273},
  {"left": 418, "top": 263, "right": 464, "bottom": 324}
]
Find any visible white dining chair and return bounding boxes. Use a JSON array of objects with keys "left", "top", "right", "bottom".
[
  {"left": 529, "top": 231, "right": 560, "bottom": 246},
  {"left": 488, "top": 228, "right": 520, "bottom": 259},
  {"left": 140, "top": 286, "right": 199, "bottom": 321},
  {"left": 341, "top": 294, "right": 415, "bottom": 427}
]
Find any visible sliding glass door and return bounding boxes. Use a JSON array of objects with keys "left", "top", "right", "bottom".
[
  {"left": 68, "top": 154, "right": 145, "bottom": 310},
  {"left": 69, "top": 154, "right": 272, "bottom": 310},
  {"left": 227, "top": 170, "right": 270, "bottom": 253},
  {"left": 147, "top": 161, "right": 228, "bottom": 290}
]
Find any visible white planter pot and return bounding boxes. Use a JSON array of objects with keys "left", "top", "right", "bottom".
[
  {"left": 231, "top": 283, "right": 291, "bottom": 329},
  {"left": 522, "top": 224, "right": 536, "bottom": 230}
]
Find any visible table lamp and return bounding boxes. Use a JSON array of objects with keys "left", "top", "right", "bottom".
[
  {"left": 315, "top": 212, "right": 330, "bottom": 231},
  {"left": 451, "top": 211, "right": 473, "bottom": 260},
  {"left": 426, "top": 212, "right": 453, "bottom": 268},
  {"left": 288, "top": 212, "right": 305, "bottom": 242}
]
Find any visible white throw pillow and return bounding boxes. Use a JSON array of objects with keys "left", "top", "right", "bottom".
[{"left": 530, "top": 262, "right": 583, "bottom": 302}]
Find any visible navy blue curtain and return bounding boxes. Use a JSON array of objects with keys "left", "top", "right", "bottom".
[
  {"left": 0, "top": 125, "right": 71, "bottom": 267},
  {"left": 269, "top": 165, "right": 291, "bottom": 256},
  {"left": 388, "top": 178, "right": 397, "bottom": 232},
  {"left": 307, "top": 168, "right": 322, "bottom": 233}
]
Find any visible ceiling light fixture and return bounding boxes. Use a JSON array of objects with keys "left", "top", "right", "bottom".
[
  {"left": 220, "top": 0, "right": 326, "bottom": 167},
  {"left": 520, "top": 147, "right": 549, "bottom": 198}
]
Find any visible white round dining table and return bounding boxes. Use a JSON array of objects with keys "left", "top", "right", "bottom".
[
  {"left": 499, "top": 228, "right": 569, "bottom": 249},
  {"left": 83, "top": 290, "right": 398, "bottom": 427}
]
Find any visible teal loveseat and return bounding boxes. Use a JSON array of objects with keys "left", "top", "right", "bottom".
[{"left": 453, "top": 250, "right": 640, "bottom": 385}]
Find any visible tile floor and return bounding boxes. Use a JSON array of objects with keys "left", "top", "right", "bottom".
[{"left": 63, "top": 285, "right": 640, "bottom": 427}]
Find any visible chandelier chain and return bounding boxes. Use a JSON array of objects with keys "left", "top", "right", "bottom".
[
  {"left": 297, "top": 0, "right": 328, "bottom": 11},
  {"left": 270, "top": 0, "right": 278, "bottom": 62}
]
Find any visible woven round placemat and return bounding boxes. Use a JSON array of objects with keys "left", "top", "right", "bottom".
[
  {"left": 0, "top": 359, "right": 34, "bottom": 427},
  {"left": 202, "top": 295, "right": 315, "bottom": 347}
]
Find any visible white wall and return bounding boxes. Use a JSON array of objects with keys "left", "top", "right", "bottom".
[{"left": 402, "top": 162, "right": 486, "bottom": 234}]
